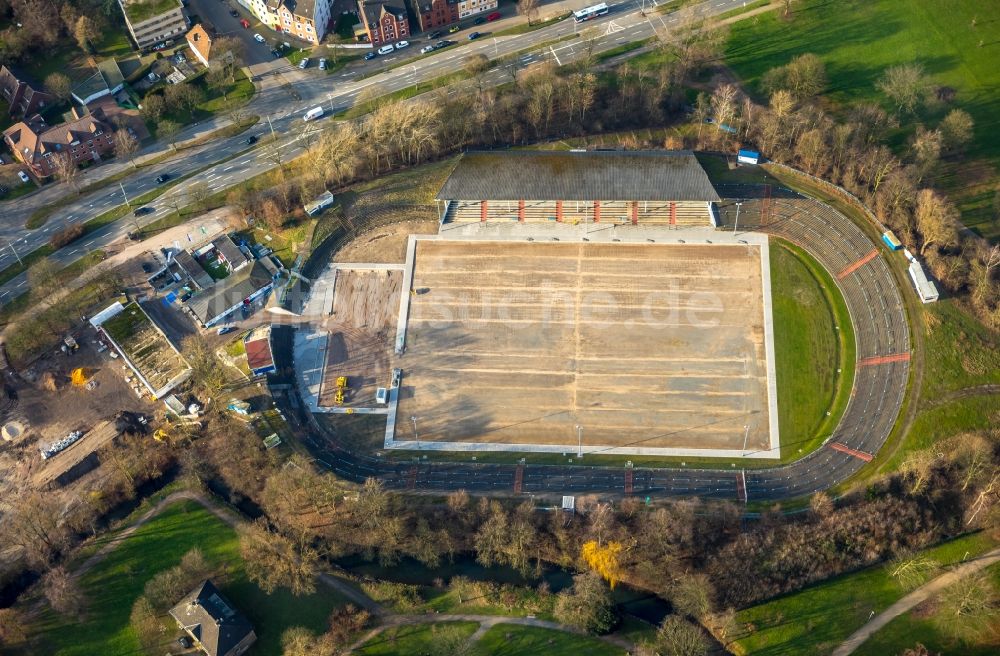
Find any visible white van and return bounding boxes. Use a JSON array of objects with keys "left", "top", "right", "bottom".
[
  {"left": 303, "top": 106, "right": 324, "bottom": 122},
  {"left": 377, "top": 44, "right": 395, "bottom": 55}
]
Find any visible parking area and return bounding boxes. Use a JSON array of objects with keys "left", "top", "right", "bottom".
[{"left": 185, "top": 0, "right": 274, "bottom": 65}]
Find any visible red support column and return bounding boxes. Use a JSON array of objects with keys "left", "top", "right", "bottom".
[
  {"left": 631, "top": 201, "right": 639, "bottom": 225},
  {"left": 593, "top": 200, "right": 601, "bottom": 223},
  {"left": 556, "top": 200, "right": 563, "bottom": 222},
  {"left": 480, "top": 200, "right": 488, "bottom": 223},
  {"left": 518, "top": 199, "right": 525, "bottom": 222},
  {"left": 669, "top": 201, "right": 677, "bottom": 226}
]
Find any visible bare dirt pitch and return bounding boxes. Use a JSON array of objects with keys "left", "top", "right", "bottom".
[
  {"left": 394, "top": 240, "right": 778, "bottom": 457},
  {"left": 319, "top": 269, "right": 403, "bottom": 408}
]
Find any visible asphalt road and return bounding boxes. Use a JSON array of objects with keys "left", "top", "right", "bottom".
[
  {"left": 277, "top": 191, "right": 910, "bottom": 502},
  {"left": 0, "top": 0, "right": 755, "bottom": 304}
]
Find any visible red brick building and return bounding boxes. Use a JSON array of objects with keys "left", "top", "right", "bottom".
[
  {"left": 358, "top": 1, "right": 409, "bottom": 46},
  {"left": 413, "top": 0, "right": 459, "bottom": 31},
  {"left": 0, "top": 65, "right": 54, "bottom": 119},
  {"left": 2, "top": 107, "right": 115, "bottom": 178}
]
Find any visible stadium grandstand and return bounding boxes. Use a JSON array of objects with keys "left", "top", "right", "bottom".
[{"left": 437, "top": 150, "right": 721, "bottom": 226}]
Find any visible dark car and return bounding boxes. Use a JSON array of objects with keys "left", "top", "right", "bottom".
[
  {"left": 244, "top": 135, "right": 257, "bottom": 145},
  {"left": 474, "top": 16, "right": 486, "bottom": 24},
  {"left": 141, "top": 262, "right": 153, "bottom": 273},
  {"left": 436, "top": 40, "right": 454, "bottom": 48},
  {"left": 468, "top": 31, "right": 483, "bottom": 40},
  {"left": 427, "top": 30, "right": 442, "bottom": 39},
  {"left": 229, "top": 9, "right": 238, "bottom": 17},
  {"left": 155, "top": 174, "right": 169, "bottom": 184},
  {"left": 134, "top": 206, "right": 154, "bottom": 216},
  {"left": 270, "top": 48, "right": 280, "bottom": 58},
  {"left": 364, "top": 51, "right": 377, "bottom": 60}
]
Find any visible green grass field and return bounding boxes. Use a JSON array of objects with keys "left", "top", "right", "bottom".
[
  {"left": 356, "top": 622, "right": 479, "bottom": 655},
  {"left": 724, "top": 0, "right": 1000, "bottom": 239},
  {"left": 853, "top": 561, "right": 1000, "bottom": 656},
  {"left": 918, "top": 300, "right": 1000, "bottom": 399},
  {"left": 732, "top": 532, "right": 998, "bottom": 656},
  {"left": 473, "top": 624, "right": 624, "bottom": 656},
  {"left": 770, "top": 239, "right": 856, "bottom": 458},
  {"left": 25, "top": 500, "right": 347, "bottom": 656}
]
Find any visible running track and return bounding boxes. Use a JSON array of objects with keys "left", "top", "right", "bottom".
[{"left": 280, "top": 190, "right": 910, "bottom": 502}]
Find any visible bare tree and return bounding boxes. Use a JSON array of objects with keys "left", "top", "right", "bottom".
[
  {"left": 43, "top": 72, "right": 71, "bottom": 103},
  {"left": 0, "top": 492, "right": 72, "bottom": 568},
  {"left": 877, "top": 63, "right": 929, "bottom": 115},
  {"left": 141, "top": 94, "right": 166, "bottom": 123},
  {"left": 646, "top": 616, "right": 708, "bottom": 656},
  {"left": 0, "top": 608, "right": 28, "bottom": 646},
  {"left": 761, "top": 53, "right": 826, "bottom": 99},
  {"left": 240, "top": 520, "right": 319, "bottom": 596},
  {"left": 909, "top": 126, "right": 942, "bottom": 183},
  {"left": 51, "top": 151, "right": 80, "bottom": 191},
  {"left": 157, "top": 118, "right": 182, "bottom": 150},
  {"left": 41, "top": 566, "right": 86, "bottom": 617},
  {"left": 938, "top": 109, "right": 974, "bottom": 155},
  {"left": 517, "top": 0, "right": 539, "bottom": 25},
  {"left": 114, "top": 129, "right": 140, "bottom": 168},
  {"left": 934, "top": 571, "right": 997, "bottom": 640},
  {"left": 914, "top": 189, "right": 960, "bottom": 255}
]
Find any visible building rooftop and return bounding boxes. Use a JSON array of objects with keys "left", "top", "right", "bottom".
[
  {"left": 360, "top": 0, "right": 407, "bottom": 24},
  {"left": 244, "top": 326, "right": 275, "bottom": 374},
  {"left": 437, "top": 150, "right": 721, "bottom": 202},
  {"left": 168, "top": 580, "right": 255, "bottom": 656},
  {"left": 172, "top": 249, "right": 215, "bottom": 289},
  {"left": 3, "top": 112, "right": 111, "bottom": 168},
  {"left": 185, "top": 24, "right": 213, "bottom": 64},
  {"left": 188, "top": 260, "right": 275, "bottom": 324},
  {"left": 121, "top": 0, "right": 183, "bottom": 24},
  {"left": 212, "top": 235, "right": 249, "bottom": 269}
]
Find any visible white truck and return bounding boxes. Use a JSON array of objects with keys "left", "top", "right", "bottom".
[{"left": 303, "top": 106, "right": 324, "bottom": 122}]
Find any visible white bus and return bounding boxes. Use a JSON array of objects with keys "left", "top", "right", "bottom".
[
  {"left": 303, "top": 106, "right": 324, "bottom": 122},
  {"left": 573, "top": 2, "right": 609, "bottom": 22}
]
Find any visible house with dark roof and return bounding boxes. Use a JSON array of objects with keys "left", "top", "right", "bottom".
[
  {"left": 211, "top": 235, "right": 251, "bottom": 273},
  {"left": 169, "top": 580, "right": 256, "bottom": 656},
  {"left": 170, "top": 249, "right": 216, "bottom": 290},
  {"left": 358, "top": 1, "right": 409, "bottom": 46},
  {"left": 2, "top": 107, "right": 115, "bottom": 178},
  {"left": 71, "top": 60, "right": 126, "bottom": 106},
  {"left": 436, "top": 150, "right": 721, "bottom": 227},
  {"left": 187, "top": 260, "right": 278, "bottom": 327},
  {"left": 0, "top": 65, "right": 54, "bottom": 119}
]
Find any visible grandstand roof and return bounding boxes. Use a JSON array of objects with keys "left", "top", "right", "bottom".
[{"left": 437, "top": 150, "right": 720, "bottom": 202}]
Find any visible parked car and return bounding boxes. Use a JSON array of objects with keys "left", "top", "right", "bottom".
[
  {"left": 270, "top": 48, "right": 281, "bottom": 58},
  {"left": 468, "top": 31, "right": 483, "bottom": 40},
  {"left": 134, "top": 206, "right": 155, "bottom": 216},
  {"left": 474, "top": 16, "right": 486, "bottom": 25},
  {"left": 298, "top": 57, "right": 310, "bottom": 69},
  {"left": 217, "top": 326, "right": 236, "bottom": 335},
  {"left": 17, "top": 170, "right": 30, "bottom": 183},
  {"left": 427, "top": 30, "right": 443, "bottom": 39},
  {"left": 244, "top": 135, "right": 257, "bottom": 145},
  {"left": 420, "top": 45, "right": 435, "bottom": 54},
  {"left": 436, "top": 40, "right": 455, "bottom": 48},
  {"left": 229, "top": 9, "right": 238, "bottom": 17},
  {"left": 141, "top": 262, "right": 153, "bottom": 273},
  {"left": 487, "top": 11, "right": 502, "bottom": 21},
  {"left": 253, "top": 33, "right": 266, "bottom": 43},
  {"left": 240, "top": 18, "right": 250, "bottom": 28},
  {"left": 152, "top": 42, "right": 169, "bottom": 51},
  {"left": 364, "top": 51, "right": 377, "bottom": 60},
  {"left": 395, "top": 40, "right": 410, "bottom": 49},
  {"left": 155, "top": 174, "right": 170, "bottom": 184},
  {"left": 318, "top": 57, "right": 327, "bottom": 70},
  {"left": 448, "top": 25, "right": 460, "bottom": 33},
  {"left": 377, "top": 44, "right": 395, "bottom": 55}
]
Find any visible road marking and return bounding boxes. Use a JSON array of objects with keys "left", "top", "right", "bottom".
[
  {"left": 829, "top": 442, "right": 874, "bottom": 462},
  {"left": 858, "top": 352, "right": 910, "bottom": 367},
  {"left": 836, "top": 248, "right": 879, "bottom": 279},
  {"left": 550, "top": 45, "right": 562, "bottom": 65}
]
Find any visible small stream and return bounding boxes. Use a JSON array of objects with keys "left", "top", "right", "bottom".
[{"left": 335, "top": 553, "right": 672, "bottom": 625}]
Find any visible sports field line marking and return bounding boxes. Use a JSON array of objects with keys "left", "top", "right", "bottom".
[
  {"left": 858, "top": 352, "right": 911, "bottom": 367},
  {"left": 829, "top": 442, "right": 874, "bottom": 462},
  {"left": 837, "top": 248, "right": 879, "bottom": 279}
]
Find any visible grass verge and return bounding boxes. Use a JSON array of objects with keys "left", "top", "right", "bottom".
[
  {"left": 473, "top": 624, "right": 622, "bottom": 656},
  {"left": 731, "top": 531, "right": 998, "bottom": 656},
  {"left": 493, "top": 14, "right": 571, "bottom": 37},
  {"left": 356, "top": 622, "right": 479, "bottom": 655}
]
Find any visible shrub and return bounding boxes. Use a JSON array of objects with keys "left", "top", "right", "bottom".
[{"left": 49, "top": 223, "right": 85, "bottom": 249}]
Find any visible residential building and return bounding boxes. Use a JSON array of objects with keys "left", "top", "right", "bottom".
[
  {"left": 358, "top": 1, "right": 409, "bottom": 46},
  {"left": 0, "top": 65, "right": 54, "bottom": 119},
  {"left": 3, "top": 108, "right": 115, "bottom": 179},
  {"left": 186, "top": 24, "right": 213, "bottom": 67},
  {"left": 117, "top": 0, "right": 190, "bottom": 50},
  {"left": 277, "top": 0, "right": 332, "bottom": 43},
  {"left": 187, "top": 260, "right": 279, "bottom": 327},
  {"left": 244, "top": 325, "right": 276, "bottom": 376},
  {"left": 413, "top": 0, "right": 458, "bottom": 31},
  {"left": 455, "top": 0, "right": 496, "bottom": 20},
  {"left": 210, "top": 235, "right": 251, "bottom": 273},
  {"left": 168, "top": 580, "right": 256, "bottom": 656}
]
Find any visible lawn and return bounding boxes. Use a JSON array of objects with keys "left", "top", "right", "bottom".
[
  {"left": 918, "top": 300, "right": 1000, "bottom": 399},
  {"left": 151, "top": 70, "right": 255, "bottom": 136},
  {"left": 24, "top": 499, "right": 347, "bottom": 656},
  {"left": 474, "top": 624, "right": 624, "bottom": 656},
  {"left": 852, "top": 561, "right": 1000, "bottom": 656},
  {"left": 724, "top": 0, "right": 1000, "bottom": 239},
  {"left": 731, "top": 531, "right": 998, "bottom": 656},
  {"left": 493, "top": 13, "right": 572, "bottom": 37},
  {"left": 770, "top": 239, "right": 856, "bottom": 459},
  {"left": 356, "top": 621, "right": 479, "bottom": 655}
]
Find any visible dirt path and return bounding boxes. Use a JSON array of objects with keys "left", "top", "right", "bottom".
[{"left": 830, "top": 546, "right": 1000, "bottom": 656}]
